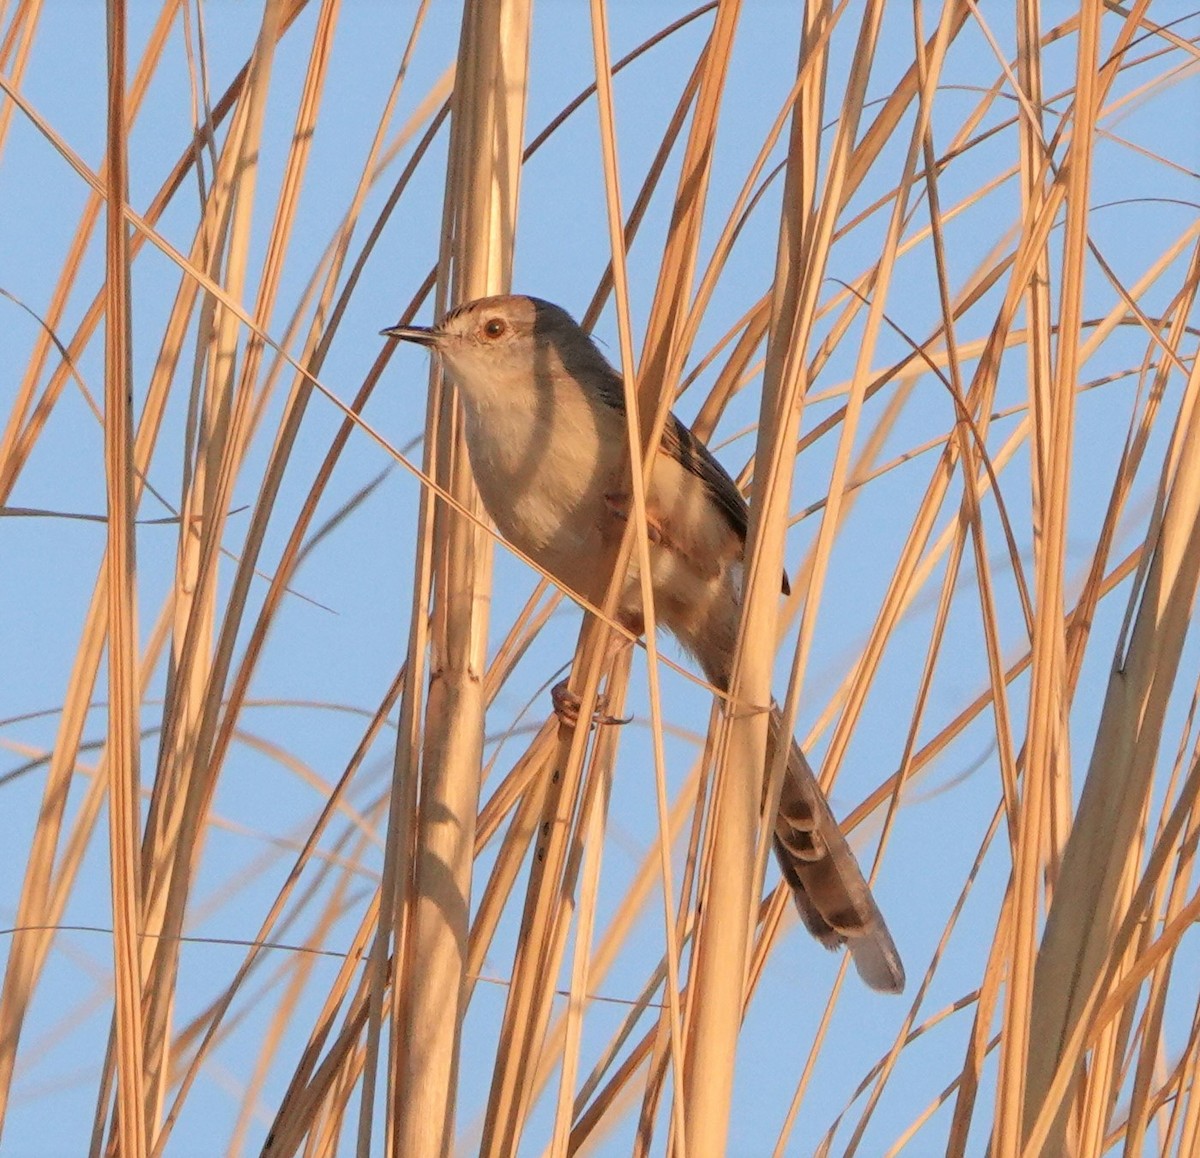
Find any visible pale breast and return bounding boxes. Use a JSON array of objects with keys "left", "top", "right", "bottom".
[
  {"left": 461, "top": 383, "right": 620, "bottom": 595},
  {"left": 460, "top": 381, "right": 743, "bottom": 652}
]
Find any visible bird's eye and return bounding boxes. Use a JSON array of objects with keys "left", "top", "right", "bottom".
[{"left": 482, "top": 318, "right": 507, "bottom": 339}]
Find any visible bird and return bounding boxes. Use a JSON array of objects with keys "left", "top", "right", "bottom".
[{"left": 383, "top": 294, "right": 904, "bottom": 993}]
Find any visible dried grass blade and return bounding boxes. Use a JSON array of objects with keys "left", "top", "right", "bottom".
[
  {"left": 101, "top": 3, "right": 148, "bottom": 1153},
  {"left": 1023, "top": 326, "right": 1200, "bottom": 1154}
]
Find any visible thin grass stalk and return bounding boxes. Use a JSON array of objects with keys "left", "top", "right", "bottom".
[
  {"left": 231, "top": 849, "right": 362, "bottom": 1156},
  {"left": 572, "top": 1020, "right": 659, "bottom": 1152},
  {"left": 0, "top": 12, "right": 192, "bottom": 1117},
  {"left": 773, "top": 962, "right": 851, "bottom": 1154},
  {"left": 266, "top": 945, "right": 379, "bottom": 1154},
  {"left": 582, "top": 55, "right": 701, "bottom": 333},
  {"left": 480, "top": 582, "right": 560, "bottom": 706},
  {"left": 1173, "top": 1005, "right": 1200, "bottom": 1155},
  {"left": 269, "top": 978, "right": 373, "bottom": 1158},
  {"left": 0, "top": 0, "right": 310, "bottom": 505},
  {"left": 80, "top": 618, "right": 175, "bottom": 1156},
  {"left": 636, "top": 733, "right": 717, "bottom": 1153},
  {"left": 388, "top": 3, "right": 530, "bottom": 1153},
  {"left": 874, "top": 817, "right": 1007, "bottom": 1156},
  {"left": 101, "top": 1, "right": 147, "bottom": 1152},
  {"left": 948, "top": 943, "right": 1009, "bottom": 1155},
  {"left": 540, "top": 770, "right": 701, "bottom": 1122},
  {"left": 161, "top": 674, "right": 404, "bottom": 1155},
  {"left": 585, "top": 3, "right": 690, "bottom": 1152},
  {"left": 914, "top": 0, "right": 1025, "bottom": 875},
  {"left": 1000, "top": 6, "right": 1095, "bottom": 1130},
  {"left": 1023, "top": 311, "right": 1200, "bottom": 1154},
  {"left": 830, "top": 998, "right": 995, "bottom": 1155},
  {"left": 766, "top": 0, "right": 937, "bottom": 902},
  {"left": 0, "top": 0, "right": 179, "bottom": 502},
  {"left": 846, "top": 2, "right": 971, "bottom": 205},
  {"left": 1018, "top": 4, "right": 1153, "bottom": 1151},
  {"left": 680, "top": 2, "right": 875, "bottom": 1147},
  {"left": 885, "top": 1043, "right": 995, "bottom": 1158},
  {"left": 480, "top": 633, "right": 622, "bottom": 1154},
  {"left": 928, "top": 26, "right": 1041, "bottom": 1152},
  {"left": 621, "top": 11, "right": 741, "bottom": 784},
  {"left": 359, "top": 329, "right": 436, "bottom": 1156},
  {"left": 636, "top": 1, "right": 739, "bottom": 399},
  {"left": 0, "top": 0, "right": 40, "bottom": 163},
  {"left": 1123, "top": 716, "right": 1200, "bottom": 1154},
  {"left": 1021, "top": 748, "right": 1200, "bottom": 1157},
  {"left": 1074, "top": 843, "right": 1144, "bottom": 1156},
  {"left": 465, "top": 728, "right": 557, "bottom": 994},
  {"left": 548, "top": 662, "right": 623, "bottom": 1153},
  {"left": 0, "top": 582, "right": 107, "bottom": 1138},
  {"left": 138, "top": 9, "right": 283, "bottom": 1141},
  {"left": 1104, "top": 772, "right": 1183, "bottom": 1152},
  {"left": 473, "top": 753, "right": 703, "bottom": 1144}
]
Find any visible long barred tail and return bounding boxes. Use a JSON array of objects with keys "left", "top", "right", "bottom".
[
  {"left": 680, "top": 599, "right": 904, "bottom": 992},
  {"left": 767, "top": 707, "right": 904, "bottom": 993}
]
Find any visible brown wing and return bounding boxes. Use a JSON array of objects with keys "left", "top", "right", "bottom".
[
  {"left": 561, "top": 333, "right": 789, "bottom": 596},
  {"left": 663, "top": 417, "right": 791, "bottom": 597},
  {"left": 661, "top": 415, "right": 749, "bottom": 543}
]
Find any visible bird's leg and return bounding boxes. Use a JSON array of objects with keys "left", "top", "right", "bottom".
[
  {"left": 551, "top": 663, "right": 635, "bottom": 729},
  {"left": 551, "top": 619, "right": 639, "bottom": 730},
  {"left": 603, "top": 491, "right": 665, "bottom": 544}
]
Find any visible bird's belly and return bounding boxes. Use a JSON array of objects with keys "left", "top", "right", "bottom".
[
  {"left": 493, "top": 489, "right": 604, "bottom": 583},
  {"left": 466, "top": 411, "right": 615, "bottom": 593},
  {"left": 475, "top": 462, "right": 655, "bottom": 622},
  {"left": 464, "top": 406, "right": 737, "bottom": 642}
]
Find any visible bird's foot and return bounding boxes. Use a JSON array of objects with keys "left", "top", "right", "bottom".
[{"left": 551, "top": 680, "right": 632, "bottom": 729}]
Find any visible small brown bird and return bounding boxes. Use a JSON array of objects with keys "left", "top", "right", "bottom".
[{"left": 383, "top": 295, "right": 903, "bottom": 992}]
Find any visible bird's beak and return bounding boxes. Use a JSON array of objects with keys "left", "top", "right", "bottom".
[{"left": 381, "top": 323, "right": 438, "bottom": 347}]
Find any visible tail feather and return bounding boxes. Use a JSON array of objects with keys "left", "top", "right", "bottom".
[
  {"left": 767, "top": 708, "right": 905, "bottom": 994},
  {"left": 678, "top": 606, "right": 903, "bottom": 992}
]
